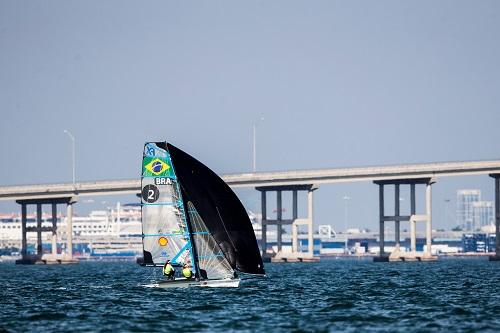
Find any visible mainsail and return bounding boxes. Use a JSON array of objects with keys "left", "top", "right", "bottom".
[
  {"left": 167, "top": 143, "right": 265, "bottom": 276},
  {"left": 141, "top": 141, "right": 265, "bottom": 279}
]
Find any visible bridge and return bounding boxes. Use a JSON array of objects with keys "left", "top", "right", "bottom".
[
  {"left": 1, "top": 159, "right": 499, "bottom": 263},
  {"left": 3, "top": 159, "right": 500, "bottom": 199}
]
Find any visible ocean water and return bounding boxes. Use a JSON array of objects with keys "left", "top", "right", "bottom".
[{"left": 0, "top": 258, "right": 499, "bottom": 332}]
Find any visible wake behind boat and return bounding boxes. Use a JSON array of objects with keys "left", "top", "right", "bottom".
[
  {"left": 140, "top": 142, "right": 265, "bottom": 288},
  {"left": 143, "top": 277, "right": 240, "bottom": 288}
]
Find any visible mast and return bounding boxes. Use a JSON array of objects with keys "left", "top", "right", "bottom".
[
  {"left": 162, "top": 142, "right": 198, "bottom": 274},
  {"left": 179, "top": 189, "right": 202, "bottom": 280}
]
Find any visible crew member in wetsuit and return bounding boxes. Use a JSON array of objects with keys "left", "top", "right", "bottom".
[
  {"left": 182, "top": 264, "right": 193, "bottom": 279},
  {"left": 163, "top": 260, "right": 175, "bottom": 280}
]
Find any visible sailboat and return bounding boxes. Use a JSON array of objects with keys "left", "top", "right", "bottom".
[{"left": 140, "top": 142, "right": 265, "bottom": 288}]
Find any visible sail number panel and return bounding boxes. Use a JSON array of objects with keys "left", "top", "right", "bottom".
[
  {"left": 141, "top": 178, "right": 180, "bottom": 206},
  {"left": 141, "top": 178, "right": 185, "bottom": 233},
  {"left": 141, "top": 184, "right": 160, "bottom": 203}
]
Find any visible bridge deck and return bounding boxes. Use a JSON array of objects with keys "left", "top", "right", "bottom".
[{"left": 2, "top": 159, "right": 500, "bottom": 200}]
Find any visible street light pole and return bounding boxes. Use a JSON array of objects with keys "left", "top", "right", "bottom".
[
  {"left": 252, "top": 117, "right": 264, "bottom": 172},
  {"left": 253, "top": 123, "right": 256, "bottom": 172},
  {"left": 63, "top": 130, "right": 75, "bottom": 188},
  {"left": 343, "top": 195, "right": 350, "bottom": 254}
]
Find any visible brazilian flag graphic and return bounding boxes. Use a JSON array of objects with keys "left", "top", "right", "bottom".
[{"left": 142, "top": 156, "right": 174, "bottom": 177}]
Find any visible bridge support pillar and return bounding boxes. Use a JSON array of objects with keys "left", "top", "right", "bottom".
[
  {"left": 410, "top": 183, "right": 416, "bottom": 251},
  {"left": 307, "top": 188, "right": 314, "bottom": 255},
  {"left": 425, "top": 182, "right": 433, "bottom": 256},
  {"left": 15, "top": 196, "right": 78, "bottom": 265},
  {"left": 20, "top": 203, "right": 27, "bottom": 259},
  {"left": 66, "top": 201, "right": 75, "bottom": 261},
  {"left": 277, "top": 190, "right": 282, "bottom": 252},
  {"left": 373, "top": 178, "right": 437, "bottom": 262},
  {"left": 256, "top": 184, "right": 319, "bottom": 263},
  {"left": 292, "top": 190, "right": 298, "bottom": 252},
  {"left": 51, "top": 203, "right": 57, "bottom": 258},
  {"left": 36, "top": 203, "right": 42, "bottom": 257},
  {"left": 395, "top": 184, "right": 400, "bottom": 249},
  {"left": 260, "top": 190, "right": 267, "bottom": 258},
  {"left": 375, "top": 184, "right": 386, "bottom": 261},
  {"left": 489, "top": 174, "right": 500, "bottom": 261}
]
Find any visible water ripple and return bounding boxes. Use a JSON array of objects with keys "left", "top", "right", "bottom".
[{"left": 1, "top": 258, "right": 499, "bottom": 332}]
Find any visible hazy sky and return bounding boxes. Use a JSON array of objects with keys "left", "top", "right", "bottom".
[{"left": 1, "top": 1, "right": 499, "bottom": 232}]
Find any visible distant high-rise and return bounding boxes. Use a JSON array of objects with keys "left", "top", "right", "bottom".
[
  {"left": 456, "top": 190, "right": 481, "bottom": 231},
  {"left": 472, "top": 201, "right": 494, "bottom": 231}
]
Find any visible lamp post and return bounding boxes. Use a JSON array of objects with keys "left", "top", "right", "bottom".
[
  {"left": 252, "top": 117, "right": 265, "bottom": 172},
  {"left": 63, "top": 130, "right": 75, "bottom": 188},
  {"left": 63, "top": 130, "right": 76, "bottom": 261},
  {"left": 343, "top": 195, "right": 350, "bottom": 254}
]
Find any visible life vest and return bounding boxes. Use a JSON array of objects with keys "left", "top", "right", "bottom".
[
  {"left": 182, "top": 267, "right": 192, "bottom": 278},
  {"left": 163, "top": 263, "right": 174, "bottom": 275}
]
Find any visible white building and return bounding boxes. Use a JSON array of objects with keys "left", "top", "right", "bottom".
[
  {"left": 0, "top": 203, "right": 142, "bottom": 248},
  {"left": 456, "top": 190, "right": 481, "bottom": 231},
  {"left": 472, "top": 201, "right": 494, "bottom": 231}
]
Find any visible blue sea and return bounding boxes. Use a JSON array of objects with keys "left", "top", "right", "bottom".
[{"left": 0, "top": 258, "right": 499, "bottom": 332}]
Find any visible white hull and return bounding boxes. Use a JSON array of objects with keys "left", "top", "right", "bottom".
[{"left": 144, "top": 277, "right": 240, "bottom": 288}]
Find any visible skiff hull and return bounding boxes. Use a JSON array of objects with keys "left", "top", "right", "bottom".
[{"left": 144, "top": 277, "right": 240, "bottom": 288}]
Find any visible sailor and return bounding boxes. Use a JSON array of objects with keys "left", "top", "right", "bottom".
[
  {"left": 182, "top": 264, "right": 193, "bottom": 279},
  {"left": 163, "top": 260, "right": 175, "bottom": 280}
]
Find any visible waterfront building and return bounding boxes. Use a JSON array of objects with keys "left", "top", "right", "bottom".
[
  {"left": 0, "top": 203, "right": 143, "bottom": 258},
  {"left": 461, "top": 233, "right": 497, "bottom": 253},
  {"left": 456, "top": 190, "right": 481, "bottom": 231},
  {"left": 3, "top": 204, "right": 496, "bottom": 258},
  {"left": 472, "top": 201, "right": 494, "bottom": 231},
  {"left": 487, "top": 234, "right": 497, "bottom": 253}
]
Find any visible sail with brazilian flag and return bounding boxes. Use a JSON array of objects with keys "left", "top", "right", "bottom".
[
  {"left": 140, "top": 142, "right": 265, "bottom": 288},
  {"left": 141, "top": 142, "right": 195, "bottom": 270}
]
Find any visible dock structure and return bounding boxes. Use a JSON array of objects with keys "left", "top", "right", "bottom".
[
  {"left": 256, "top": 185, "right": 320, "bottom": 263},
  {"left": 1, "top": 159, "right": 500, "bottom": 264},
  {"left": 15, "top": 196, "right": 78, "bottom": 265}
]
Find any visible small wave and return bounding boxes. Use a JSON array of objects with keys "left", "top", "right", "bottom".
[
  {"left": 186, "top": 304, "right": 223, "bottom": 311},
  {"left": 23, "top": 312, "right": 68, "bottom": 321}
]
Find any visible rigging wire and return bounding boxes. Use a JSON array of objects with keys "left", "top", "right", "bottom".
[{"left": 216, "top": 206, "right": 237, "bottom": 250}]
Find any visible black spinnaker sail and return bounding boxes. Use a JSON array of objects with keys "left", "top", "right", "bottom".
[{"left": 168, "top": 143, "right": 265, "bottom": 276}]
